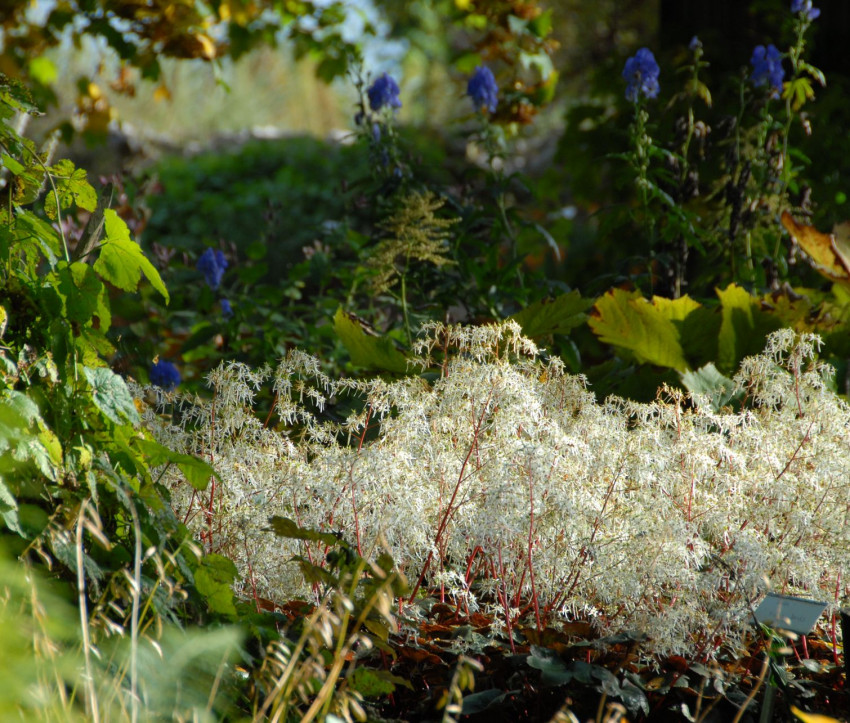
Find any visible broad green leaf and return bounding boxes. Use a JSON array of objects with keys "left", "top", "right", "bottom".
[
  {"left": 349, "top": 667, "right": 397, "bottom": 699},
  {"left": 14, "top": 208, "right": 62, "bottom": 266},
  {"left": 0, "top": 390, "right": 41, "bottom": 426},
  {"left": 49, "top": 261, "right": 107, "bottom": 325},
  {"left": 509, "top": 290, "right": 591, "bottom": 338},
  {"left": 589, "top": 289, "right": 691, "bottom": 372},
  {"left": 44, "top": 159, "right": 98, "bottom": 219},
  {"left": 134, "top": 437, "right": 216, "bottom": 491},
  {"left": 716, "top": 285, "right": 783, "bottom": 373},
  {"left": 269, "top": 515, "right": 342, "bottom": 546},
  {"left": 83, "top": 366, "right": 140, "bottom": 425},
  {"left": 461, "top": 689, "right": 510, "bottom": 715},
  {"left": 194, "top": 553, "right": 239, "bottom": 617},
  {"left": 527, "top": 646, "right": 573, "bottom": 686},
  {"left": 653, "top": 295, "right": 720, "bottom": 366},
  {"left": 1, "top": 153, "right": 26, "bottom": 175},
  {"left": 333, "top": 307, "right": 408, "bottom": 373},
  {"left": 93, "top": 210, "right": 169, "bottom": 302},
  {"left": 0, "top": 478, "right": 22, "bottom": 535},
  {"left": 680, "top": 363, "right": 739, "bottom": 412}
]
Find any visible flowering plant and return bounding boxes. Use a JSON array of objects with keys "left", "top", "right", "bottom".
[
  {"left": 467, "top": 65, "right": 499, "bottom": 114},
  {"left": 622, "top": 47, "right": 660, "bottom": 103},
  {"left": 144, "top": 323, "right": 850, "bottom": 659}
]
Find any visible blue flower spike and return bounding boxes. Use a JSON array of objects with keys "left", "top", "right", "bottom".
[
  {"left": 467, "top": 65, "right": 499, "bottom": 114},
  {"left": 791, "top": 0, "right": 820, "bottom": 20},
  {"left": 750, "top": 44, "right": 785, "bottom": 97},
  {"left": 367, "top": 73, "right": 402, "bottom": 112},
  {"left": 622, "top": 48, "right": 660, "bottom": 102},
  {"left": 197, "top": 248, "right": 228, "bottom": 290},
  {"left": 150, "top": 359, "right": 181, "bottom": 390},
  {"left": 221, "top": 299, "right": 233, "bottom": 319}
]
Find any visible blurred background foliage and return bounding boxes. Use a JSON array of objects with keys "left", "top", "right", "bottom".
[{"left": 4, "top": 0, "right": 850, "bottom": 400}]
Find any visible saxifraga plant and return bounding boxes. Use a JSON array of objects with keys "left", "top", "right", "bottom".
[{"left": 145, "top": 321, "right": 849, "bottom": 661}]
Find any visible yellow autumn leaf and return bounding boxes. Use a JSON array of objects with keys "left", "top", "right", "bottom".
[
  {"left": 781, "top": 211, "right": 850, "bottom": 287},
  {"left": 790, "top": 705, "right": 842, "bottom": 723}
]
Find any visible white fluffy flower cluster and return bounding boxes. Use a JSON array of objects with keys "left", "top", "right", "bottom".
[{"left": 141, "top": 324, "right": 850, "bottom": 655}]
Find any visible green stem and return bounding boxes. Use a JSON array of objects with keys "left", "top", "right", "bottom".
[{"left": 400, "top": 273, "right": 412, "bottom": 347}]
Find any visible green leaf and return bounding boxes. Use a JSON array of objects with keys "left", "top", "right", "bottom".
[
  {"left": 134, "top": 438, "right": 216, "bottom": 491},
  {"left": 14, "top": 208, "right": 62, "bottom": 266},
  {"left": 83, "top": 366, "right": 140, "bottom": 425},
  {"left": 93, "top": 210, "right": 169, "bottom": 303},
  {"left": 349, "top": 667, "right": 397, "bottom": 698},
  {"left": 194, "top": 553, "right": 239, "bottom": 617},
  {"left": 44, "top": 159, "right": 97, "bottom": 219},
  {"left": 0, "top": 478, "right": 22, "bottom": 535},
  {"left": 716, "top": 285, "right": 783, "bottom": 373},
  {"left": 333, "top": 307, "right": 408, "bottom": 373},
  {"left": 527, "top": 646, "right": 573, "bottom": 686},
  {"left": 588, "top": 289, "right": 692, "bottom": 372},
  {"left": 268, "top": 516, "right": 342, "bottom": 546},
  {"left": 461, "top": 689, "right": 510, "bottom": 714},
  {"left": 510, "top": 291, "right": 592, "bottom": 338},
  {"left": 783, "top": 77, "right": 815, "bottom": 111},
  {"left": 49, "top": 261, "right": 107, "bottom": 325},
  {"left": 1, "top": 153, "right": 26, "bottom": 176},
  {"left": 680, "top": 363, "right": 739, "bottom": 412},
  {"left": 528, "top": 9, "right": 553, "bottom": 38}
]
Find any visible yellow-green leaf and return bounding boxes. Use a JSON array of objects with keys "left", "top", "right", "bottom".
[
  {"left": 134, "top": 438, "right": 217, "bottom": 491},
  {"left": 716, "top": 284, "right": 784, "bottom": 373},
  {"left": 589, "top": 289, "right": 692, "bottom": 372},
  {"left": 93, "top": 210, "right": 169, "bottom": 302},
  {"left": 333, "top": 307, "right": 407, "bottom": 373},
  {"left": 194, "top": 554, "right": 239, "bottom": 617}
]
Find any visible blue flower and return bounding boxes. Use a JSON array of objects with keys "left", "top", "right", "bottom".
[
  {"left": 689, "top": 36, "right": 701, "bottom": 52},
  {"left": 750, "top": 44, "right": 785, "bottom": 97},
  {"left": 197, "top": 248, "right": 228, "bottom": 290},
  {"left": 467, "top": 65, "right": 498, "bottom": 113},
  {"left": 221, "top": 299, "right": 233, "bottom": 318},
  {"left": 791, "top": 0, "right": 820, "bottom": 19},
  {"left": 150, "top": 359, "right": 181, "bottom": 390},
  {"left": 367, "top": 73, "right": 402, "bottom": 112},
  {"left": 622, "top": 48, "right": 660, "bottom": 102}
]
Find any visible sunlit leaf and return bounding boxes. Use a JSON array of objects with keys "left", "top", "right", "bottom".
[
  {"left": 83, "top": 366, "right": 140, "bottom": 425},
  {"left": 333, "top": 307, "right": 408, "bottom": 373},
  {"left": 134, "top": 438, "right": 216, "bottom": 491},
  {"left": 268, "top": 516, "right": 341, "bottom": 546},
  {"left": 194, "top": 554, "right": 239, "bottom": 617},
  {"left": 589, "top": 289, "right": 693, "bottom": 371},
  {"left": 93, "top": 210, "right": 169, "bottom": 302}
]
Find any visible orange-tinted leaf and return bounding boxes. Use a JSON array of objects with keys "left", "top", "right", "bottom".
[{"left": 781, "top": 211, "right": 850, "bottom": 287}]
